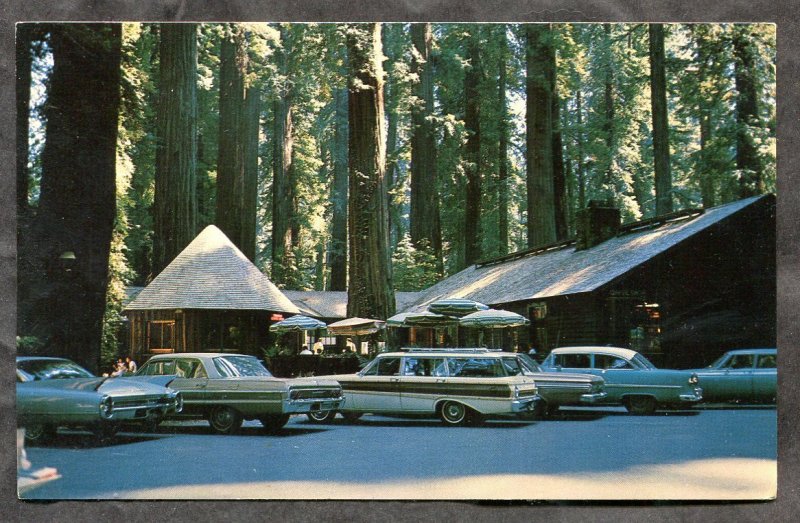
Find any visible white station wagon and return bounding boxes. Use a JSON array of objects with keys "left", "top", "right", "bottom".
[{"left": 308, "top": 349, "right": 542, "bottom": 426}]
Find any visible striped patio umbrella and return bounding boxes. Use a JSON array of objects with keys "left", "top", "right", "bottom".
[
  {"left": 403, "top": 311, "right": 461, "bottom": 327},
  {"left": 327, "top": 317, "right": 385, "bottom": 337},
  {"left": 459, "top": 309, "right": 529, "bottom": 329},
  {"left": 427, "top": 298, "right": 489, "bottom": 317},
  {"left": 269, "top": 314, "right": 327, "bottom": 333},
  {"left": 386, "top": 312, "right": 412, "bottom": 327}
]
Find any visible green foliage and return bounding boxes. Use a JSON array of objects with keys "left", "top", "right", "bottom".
[{"left": 392, "top": 235, "right": 442, "bottom": 291}]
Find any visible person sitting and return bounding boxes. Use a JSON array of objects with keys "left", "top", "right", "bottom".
[
  {"left": 299, "top": 347, "right": 313, "bottom": 355},
  {"left": 126, "top": 356, "right": 137, "bottom": 373},
  {"left": 313, "top": 339, "right": 325, "bottom": 355}
]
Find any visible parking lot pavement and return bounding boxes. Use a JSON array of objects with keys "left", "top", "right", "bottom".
[{"left": 21, "top": 406, "right": 776, "bottom": 501}]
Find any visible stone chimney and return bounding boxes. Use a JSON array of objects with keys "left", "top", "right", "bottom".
[{"left": 575, "top": 199, "right": 621, "bottom": 250}]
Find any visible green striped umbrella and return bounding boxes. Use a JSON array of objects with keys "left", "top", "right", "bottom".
[
  {"left": 403, "top": 311, "right": 461, "bottom": 327},
  {"left": 427, "top": 298, "right": 490, "bottom": 317},
  {"left": 459, "top": 309, "right": 529, "bottom": 329},
  {"left": 269, "top": 315, "right": 327, "bottom": 333}
]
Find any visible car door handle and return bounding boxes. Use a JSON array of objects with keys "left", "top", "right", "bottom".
[{"left": 436, "top": 379, "right": 446, "bottom": 383}]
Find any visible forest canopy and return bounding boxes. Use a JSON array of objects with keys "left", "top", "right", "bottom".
[{"left": 16, "top": 23, "right": 776, "bottom": 370}]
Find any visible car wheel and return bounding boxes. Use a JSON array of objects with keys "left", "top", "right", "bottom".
[
  {"left": 306, "top": 410, "right": 337, "bottom": 423},
  {"left": 625, "top": 395, "right": 656, "bottom": 415},
  {"left": 439, "top": 401, "right": 468, "bottom": 426},
  {"left": 24, "top": 424, "right": 57, "bottom": 445},
  {"left": 208, "top": 406, "right": 243, "bottom": 434},
  {"left": 260, "top": 414, "right": 290, "bottom": 434},
  {"left": 341, "top": 412, "right": 363, "bottom": 423}
]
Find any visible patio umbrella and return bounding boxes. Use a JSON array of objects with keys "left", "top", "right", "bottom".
[
  {"left": 386, "top": 312, "right": 412, "bottom": 327},
  {"left": 403, "top": 311, "right": 461, "bottom": 327},
  {"left": 459, "top": 309, "right": 529, "bottom": 329},
  {"left": 427, "top": 298, "right": 489, "bottom": 317},
  {"left": 327, "top": 317, "right": 386, "bottom": 337},
  {"left": 459, "top": 309, "right": 529, "bottom": 349},
  {"left": 269, "top": 314, "right": 327, "bottom": 333}
]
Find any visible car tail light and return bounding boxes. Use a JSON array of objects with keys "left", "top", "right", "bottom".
[
  {"left": 100, "top": 395, "right": 114, "bottom": 419},
  {"left": 688, "top": 373, "right": 699, "bottom": 385}
]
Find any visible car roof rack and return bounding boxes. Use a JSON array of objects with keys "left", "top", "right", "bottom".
[{"left": 403, "top": 347, "right": 503, "bottom": 353}]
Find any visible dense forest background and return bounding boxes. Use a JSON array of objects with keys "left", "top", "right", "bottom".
[{"left": 16, "top": 23, "right": 775, "bottom": 370}]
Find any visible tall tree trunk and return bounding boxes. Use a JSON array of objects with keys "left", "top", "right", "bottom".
[
  {"left": 16, "top": 24, "right": 33, "bottom": 223},
  {"left": 153, "top": 23, "right": 198, "bottom": 275},
  {"left": 19, "top": 25, "right": 121, "bottom": 373},
  {"left": 271, "top": 25, "right": 296, "bottom": 284},
  {"left": 733, "top": 25, "right": 765, "bottom": 197},
  {"left": 526, "top": 24, "right": 557, "bottom": 248},
  {"left": 241, "top": 86, "right": 260, "bottom": 261},
  {"left": 345, "top": 23, "right": 395, "bottom": 320},
  {"left": 328, "top": 86, "right": 348, "bottom": 291},
  {"left": 497, "top": 27, "right": 510, "bottom": 255},
  {"left": 410, "top": 22, "right": 443, "bottom": 272},
  {"left": 552, "top": 68, "right": 568, "bottom": 240},
  {"left": 463, "top": 27, "right": 483, "bottom": 266},
  {"left": 602, "top": 24, "right": 615, "bottom": 193},
  {"left": 576, "top": 88, "right": 586, "bottom": 211},
  {"left": 649, "top": 23, "right": 673, "bottom": 216},
  {"left": 383, "top": 24, "right": 400, "bottom": 252},
  {"left": 216, "top": 25, "right": 249, "bottom": 254}
]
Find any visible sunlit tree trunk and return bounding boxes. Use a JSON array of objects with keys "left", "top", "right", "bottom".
[
  {"left": 463, "top": 27, "right": 483, "bottom": 266},
  {"left": 153, "top": 23, "right": 198, "bottom": 274},
  {"left": 346, "top": 23, "right": 395, "bottom": 320}
]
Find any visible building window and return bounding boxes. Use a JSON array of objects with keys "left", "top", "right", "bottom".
[{"left": 148, "top": 320, "right": 175, "bottom": 353}]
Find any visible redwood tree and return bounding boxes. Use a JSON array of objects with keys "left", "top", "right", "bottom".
[
  {"left": 409, "top": 22, "right": 443, "bottom": 272},
  {"left": 345, "top": 23, "right": 395, "bottom": 320},
  {"left": 18, "top": 24, "right": 122, "bottom": 372},
  {"left": 649, "top": 23, "right": 673, "bottom": 215},
  {"left": 463, "top": 27, "right": 483, "bottom": 266},
  {"left": 153, "top": 23, "right": 198, "bottom": 275},
  {"left": 525, "top": 24, "right": 557, "bottom": 248}
]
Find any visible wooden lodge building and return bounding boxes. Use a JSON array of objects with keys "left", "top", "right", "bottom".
[
  {"left": 398, "top": 194, "right": 776, "bottom": 369},
  {"left": 124, "top": 225, "right": 301, "bottom": 361}
]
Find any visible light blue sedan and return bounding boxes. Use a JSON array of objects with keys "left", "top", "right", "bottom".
[
  {"left": 540, "top": 347, "right": 702, "bottom": 414},
  {"left": 689, "top": 348, "right": 776, "bottom": 404}
]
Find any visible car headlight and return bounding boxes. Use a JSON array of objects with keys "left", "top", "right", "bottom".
[
  {"left": 513, "top": 385, "right": 520, "bottom": 399},
  {"left": 100, "top": 395, "right": 114, "bottom": 419},
  {"left": 688, "top": 373, "right": 699, "bottom": 385},
  {"left": 174, "top": 392, "right": 184, "bottom": 413}
]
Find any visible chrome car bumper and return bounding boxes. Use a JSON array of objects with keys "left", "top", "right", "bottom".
[
  {"left": 285, "top": 397, "right": 344, "bottom": 414},
  {"left": 579, "top": 391, "right": 608, "bottom": 403},
  {"left": 511, "top": 395, "right": 542, "bottom": 413},
  {"left": 679, "top": 387, "right": 703, "bottom": 402},
  {"left": 109, "top": 392, "right": 183, "bottom": 420}
]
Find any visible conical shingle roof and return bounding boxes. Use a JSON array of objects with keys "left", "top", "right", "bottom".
[{"left": 125, "top": 225, "right": 300, "bottom": 313}]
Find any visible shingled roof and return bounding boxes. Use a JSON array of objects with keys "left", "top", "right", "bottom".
[
  {"left": 400, "top": 195, "right": 771, "bottom": 313},
  {"left": 125, "top": 225, "right": 300, "bottom": 313}
]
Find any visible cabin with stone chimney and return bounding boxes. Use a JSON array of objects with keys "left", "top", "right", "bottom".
[{"left": 398, "top": 195, "right": 776, "bottom": 368}]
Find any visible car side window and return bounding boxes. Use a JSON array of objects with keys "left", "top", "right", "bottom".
[
  {"left": 402, "top": 357, "right": 445, "bottom": 376},
  {"left": 448, "top": 357, "right": 504, "bottom": 377},
  {"left": 364, "top": 357, "right": 401, "bottom": 376},
  {"left": 556, "top": 353, "right": 591, "bottom": 368},
  {"left": 141, "top": 359, "right": 176, "bottom": 376},
  {"left": 756, "top": 354, "right": 776, "bottom": 369},
  {"left": 595, "top": 354, "right": 633, "bottom": 370},
  {"left": 501, "top": 357, "right": 529, "bottom": 376},
  {"left": 723, "top": 354, "right": 754, "bottom": 369},
  {"left": 175, "top": 359, "right": 204, "bottom": 378}
]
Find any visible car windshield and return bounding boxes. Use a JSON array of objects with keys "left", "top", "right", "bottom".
[
  {"left": 516, "top": 353, "right": 542, "bottom": 373},
  {"left": 17, "top": 359, "right": 95, "bottom": 380},
  {"left": 213, "top": 356, "right": 273, "bottom": 377},
  {"left": 631, "top": 353, "right": 657, "bottom": 370}
]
